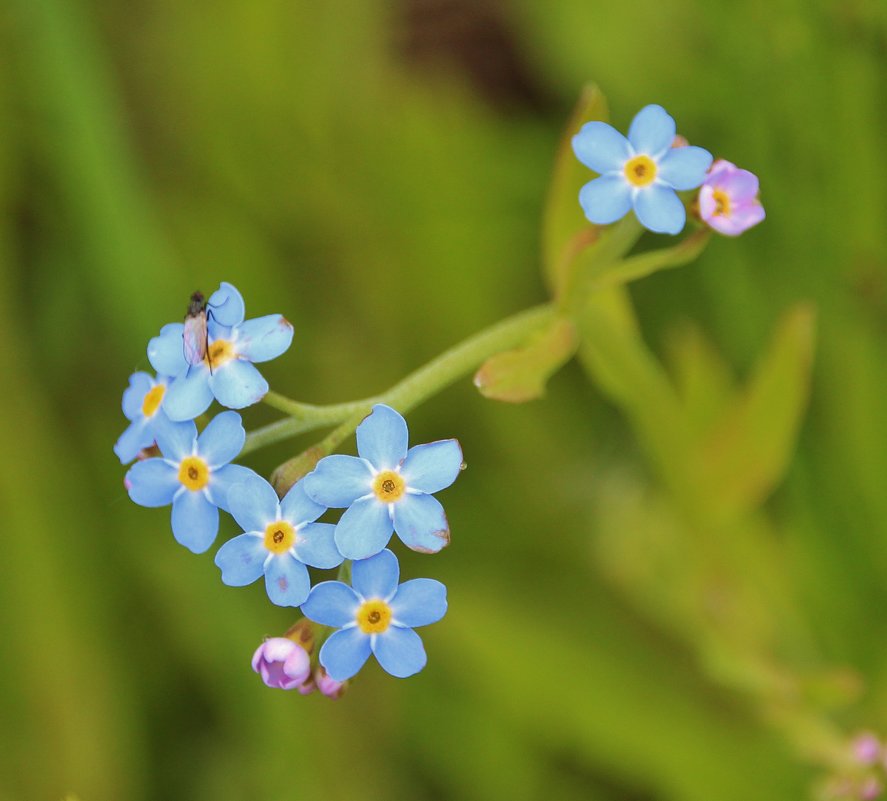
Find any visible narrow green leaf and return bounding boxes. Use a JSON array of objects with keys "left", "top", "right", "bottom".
[{"left": 474, "top": 317, "right": 578, "bottom": 402}]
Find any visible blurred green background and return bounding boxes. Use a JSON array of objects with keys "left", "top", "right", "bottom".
[{"left": 1, "top": 1, "right": 885, "bottom": 799}]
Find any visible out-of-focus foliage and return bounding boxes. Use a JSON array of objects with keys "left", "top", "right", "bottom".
[{"left": 0, "top": 1, "right": 885, "bottom": 800}]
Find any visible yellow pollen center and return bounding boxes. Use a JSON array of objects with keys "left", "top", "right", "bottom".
[
  {"left": 624, "top": 155, "right": 657, "bottom": 187},
  {"left": 373, "top": 470, "right": 406, "bottom": 503},
  {"left": 206, "top": 339, "right": 235, "bottom": 368},
  {"left": 141, "top": 384, "right": 165, "bottom": 417},
  {"left": 711, "top": 189, "right": 731, "bottom": 216},
  {"left": 263, "top": 520, "right": 296, "bottom": 554},
  {"left": 356, "top": 600, "right": 392, "bottom": 634},
  {"left": 177, "top": 456, "right": 209, "bottom": 491}
]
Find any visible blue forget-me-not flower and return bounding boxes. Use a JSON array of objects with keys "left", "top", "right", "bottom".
[
  {"left": 147, "top": 282, "right": 294, "bottom": 421},
  {"left": 114, "top": 371, "right": 172, "bottom": 463},
  {"left": 572, "top": 104, "right": 712, "bottom": 235},
  {"left": 125, "top": 411, "right": 253, "bottom": 553},
  {"left": 303, "top": 404, "right": 463, "bottom": 560},
  {"left": 302, "top": 549, "right": 447, "bottom": 681},
  {"left": 214, "top": 473, "right": 343, "bottom": 607}
]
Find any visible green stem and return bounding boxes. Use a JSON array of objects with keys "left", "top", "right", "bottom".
[{"left": 243, "top": 303, "right": 555, "bottom": 455}]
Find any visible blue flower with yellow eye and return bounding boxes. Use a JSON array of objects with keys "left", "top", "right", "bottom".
[
  {"left": 572, "top": 104, "right": 712, "bottom": 235},
  {"left": 303, "top": 404, "right": 463, "bottom": 560},
  {"left": 147, "top": 282, "right": 294, "bottom": 422},
  {"left": 114, "top": 371, "right": 172, "bottom": 463},
  {"left": 125, "top": 411, "right": 254, "bottom": 553},
  {"left": 214, "top": 473, "right": 342, "bottom": 607},
  {"left": 302, "top": 549, "right": 447, "bottom": 681}
]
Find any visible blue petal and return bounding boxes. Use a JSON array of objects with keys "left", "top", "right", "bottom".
[
  {"left": 171, "top": 490, "right": 219, "bottom": 553},
  {"left": 207, "top": 281, "right": 245, "bottom": 327},
  {"left": 401, "top": 439, "right": 462, "bottom": 494},
  {"left": 264, "top": 555, "right": 310, "bottom": 607},
  {"left": 303, "top": 455, "right": 373, "bottom": 508},
  {"left": 392, "top": 493, "right": 450, "bottom": 554},
  {"left": 352, "top": 548, "right": 400, "bottom": 600},
  {"left": 122, "top": 372, "right": 152, "bottom": 420},
  {"left": 225, "top": 471, "right": 279, "bottom": 531},
  {"left": 627, "top": 104, "right": 675, "bottom": 157},
  {"left": 356, "top": 404, "right": 408, "bottom": 470},
  {"left": 114, "top": 418, "right": 152, "bottom": 464},
  {"left": 292, "top": 522, "right": 343, "bottom": 569},
  {"left": 235, "top": 315, "right": 294, "bottom": 363},
  {"left": 148, "top": 323, "right": 188, "bottom": 377},
  {"left": 279, "top": 479, "right": 326, "bottom": 526},
  {"left": 391, "top": 579, "right": 447, "bottom": 627},
  {"left": 209, "top": 463, "right": 262, "bottom": 514},
  {"left": 208, "top": 359, "right": 268, "bottom": 409},
  {"left": 319, "top": 627, "right": 372, "bottom": 682},
  {"left": 163, "top": 371, "right": 213, "bottom": 422},
  {"left": 153, "top": 417, "right": 197, "bottom": 462},
  {"left": 214, "top": 533, "right": 266, "bottom": 585},
  {"left": 303, "top": 581, "right": 361, "bottom": 627},
  {"left": 578, "top": 175, "right": 633, "bottom": 225},
  {"left": 197, "top": 410, "right": 245, "bottom": 467},
  {"left": 126, "top": 459, "right": 179, "bottom": 507},
  {"left": 372, "top": 626, "right": 427, "bottom": 678},
  {"left": 572, "top": 121, "right": 630, "bottom": 174},
  {"left": 334, "top": 497, "right": 393, "bottom": 560},
  {"left": 633, "top": 184, "right": 686, "bottom": 235},
  {"left": 658, "top": 146, "right": 713, "bottom": 190}
]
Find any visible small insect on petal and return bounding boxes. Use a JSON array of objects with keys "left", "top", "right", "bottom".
[{"left": 183, "top": 291, "right": 208, "bottom": 366}]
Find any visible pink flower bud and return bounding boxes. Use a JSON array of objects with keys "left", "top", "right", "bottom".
[
  {"left": 251, "top": 637, "right": 311, "bottom": 690},
  {"left": 315, "top": 667, "right": 347, "bottom": 699},
  {"left": 852, "top": 732, "right": 882, "bottom": 765}
]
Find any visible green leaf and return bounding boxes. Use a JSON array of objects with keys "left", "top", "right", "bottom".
[{"left": 474, "top": 316, "right": 578, "bottom": 402}]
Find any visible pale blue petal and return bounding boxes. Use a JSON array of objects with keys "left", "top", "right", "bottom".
[
  {"left": 153, "top": 417, "right": 197, "bottom": 462},
  {"left": 578, "top": 175, "right": 633, "bottom": 225},
  {"left": 122, "top": 372, "right": 152, "bottom": 419},
  {"left": 303, "top": 581, "right": 361, "bottom": 627},
  {"left": 352, "top": 549, "right": 399, "bottom": 600},
  {"left": 658, "top": 146, "right": 713, "bottom": 190},
  {"left": 279, "top": 479, "right": 326, "bottom": 526},
  {"left": 171, "top": 490, "right": 219, "bottom": 553},
  {"left": 126, "top": 459, "right": 179, "bottom": 507},
  {"left": 319, "top": 627, "right": 372, "bottom": 682},
  {"left": 303, "top": 455, "right": 373, "bottom": 507},
  {"left": 264, "top": 555, "right": 310, "bottom": 607},
  {"left": 400, "top": 439, "right": 462, "bottom": 494},
  {"left": 208, "top": 359, "right": 268, "bottom": 409},
  {"left": 114, "top": 419, "right": 152, "bottom": 464},
  {"left": 163, "top": 371, "right": 213, "bottom": 422},
  {"left": 214, "top": 533, "right": 266, "bottom": 585},
  {"left": 391, "top": 579, "right": 448, "bottom": 627},
  {"left": 571, "top": 121, "right": 630, "bottom": 174},
  {"left": 148, "top": 323, "right": 188, "bottom": 377},
  {"left": 633, "top": 184, "right": 686, "bottom": 235},
  {"left": 356, "top": 404, "right": 408, "bottom": 469},
  {"left": 392, "top": 493, "right": 450, "bottom": 554},
  {"left": 197, "top": 410, "right": 244, "bottom": 467},
  {"left": 235, "top": 315, "right": 294, "bottom": 363},
  {"left": 627, "top": 104, "right": 675, "bottom": 157},
  {"left": 372, "top": 626, "right": 427, "bottom": 678},
  {"left": 209, "top": 464, "right": 262, "bottom": 514},
  {"left": 334, "top": 497, "right": 393, "bottom": 560},
  {"left": 293, "top": 522, "right": 342, "bottom": 569},
  {"left": 225, "top": 471, "right": 279, "bottom": 531},
  {"left": 207, "top": 281, "right": 245, "bottom": 327}
]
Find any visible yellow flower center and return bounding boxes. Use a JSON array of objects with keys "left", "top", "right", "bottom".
[
  {"left": 711, "top": 188, "right": 731, "bottom": 217},
  {"left": 624, "top": 155, "right": 657, "bottom": 187},
  {"left": 356, "top": 600, "right": 392, "bottom": 634},
  {"left": 206, "top": 339, "right": 236, "bottom": 369},
  {"left": 141, "top": 384, "right": 165, "bottom": 417},
  {"left": 372, "top": 470, "right": 406, "bottom": 503},
  {"left": 263, "top": 520, "right": 296, "bottom": 554},
  {"left": 177, "top": 456, "right": 209, "bottom": 491}
]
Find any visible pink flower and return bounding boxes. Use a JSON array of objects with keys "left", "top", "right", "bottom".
[
  {"left": 252, "top": 637, "right": 311, "bottom": 690},
  {"left": 315, "top": 667, "right": 347, "bottom": 699},
  {"left": 698, "top": 159, "right": 765, "bottom": 236}
]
